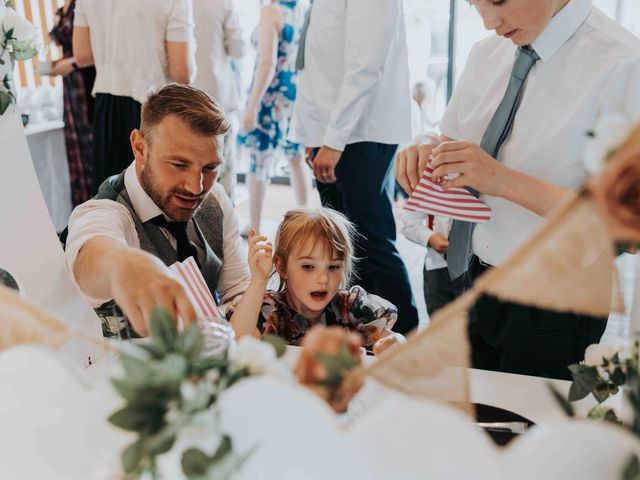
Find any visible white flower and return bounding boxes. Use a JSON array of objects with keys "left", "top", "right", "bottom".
[
  {"left": 584, "top": 343, "right": 623, "bottom": 367},
  {"left": 1, "top": 6, "right": 40, "bottom": 60},
  {"left": 583, "top": 112, "right": 633, "bottom": 174},
  {"left": 228, "top": 336, "right": 276, "bottom": 375}
]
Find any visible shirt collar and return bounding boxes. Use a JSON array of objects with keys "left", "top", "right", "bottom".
[
  {"left": 531, "top": 0, "right": 592, "bottom": 63},
  {"left": 123, "top": 162, "right": 166, "bottom": 223}
]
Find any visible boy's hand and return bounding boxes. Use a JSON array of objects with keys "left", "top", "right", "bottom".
[
  {"left": 247, "top": 229, "right": 272, "bottom": 283},
  {"left": 427, "top": 233, "right": 449, "bottom": 254}
]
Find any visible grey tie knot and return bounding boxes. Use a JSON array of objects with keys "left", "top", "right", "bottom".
[{"left": 512, "top": 45, "right": 540, "bottom": 81}]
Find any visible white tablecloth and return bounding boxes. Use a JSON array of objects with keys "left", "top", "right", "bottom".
[{"left": 25, "top": 121, "right": 72, "bottom": 232}]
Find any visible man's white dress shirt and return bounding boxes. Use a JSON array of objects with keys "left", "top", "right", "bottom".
[
  {"left": 192, "top": 0, "right": 246, "bottom": 113},
  {"left": 439, "top": 0, "right": 640, "bottom": 267},
  {"left": 75, "top": 0, "right": 195, "bottom": 104},
  {"left": 65, "top": 163, "right": 250, "bottom": 307},
  {"left": 289, "top": 0, "right": 412, "bottom": 150}
]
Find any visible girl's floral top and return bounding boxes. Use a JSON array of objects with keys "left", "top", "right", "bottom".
[{"left": 227, "top": 285, "right": 398, "bottom": 348}]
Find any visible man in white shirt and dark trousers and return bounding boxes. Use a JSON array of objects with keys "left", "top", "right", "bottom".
[
  {"left": 290, "top": 0, "right": 419, "bottom": 334},
  {"left": 73, "top": 0, "right": 196, "bottom": 194},
  {"left": 396, "top": 0, "right": 640, "bottom": 379},
  {"left": 192, "top": 0, "right": 247, "bottom": 202}
]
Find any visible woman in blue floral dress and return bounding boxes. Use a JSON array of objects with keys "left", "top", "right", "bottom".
[{"left": 239, "top": 0, "right": 311, "bottom": 234}]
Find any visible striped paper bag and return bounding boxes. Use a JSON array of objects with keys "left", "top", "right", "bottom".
[
  {"left": 169, "top": 256, "right": 224, "bottom": 322},
  {"left": 404, "top": 166, "right": 491, "bottom": 223}
]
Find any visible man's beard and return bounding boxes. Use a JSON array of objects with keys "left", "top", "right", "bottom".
[{"left": 139, "top": 163, "right": 204, "bottom": 222}]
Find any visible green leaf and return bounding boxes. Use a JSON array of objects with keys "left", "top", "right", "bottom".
[
  {"left": 120, "top": 353, "right": 155, "bottom": 385},
  {"left": 211, "top": 434, "right": 233, "bottom": 462},
  {"left": 261, "top": 335, "right": 286, "bottom": 358},
  {"left": 111, "top": 378, "right": 142, "bottom": 403},
  {"left": 121, "top": 439, "right": 144, "bottom": 474},
  {"left": 568, "top": 364, "right": 599, "bottom": 402},
  {"left": 623, "top": 453, "right": 640, "bottom": 480},
  {"left": 0, "top": 90, "right": 13, "bottom": 116},
  {"left": 181, "top": 448, "right": 210, "bottom": 477},
  {"left": 146, "top": 418, "right": 185, "bottom": 456},
  {"left": 149, "top": 307, "right": 178, "bottom": 353},
  {"left": 181, "top": 325, "right": 204, "bottom": 361},
  {"left": 190, "top": 356, "right": 229, "bottom": 375},
  {"left": 612, "top": 366, "right": 627, "bottom": 387},
  {"left": 315, "top": 339, "right": 360, "bottom": 390},
  {"left": 108, "top": 404, "right": 165, "bottom": 434},
  {"left": 547, "top": 382, "right": 574, "bottom": 417},
  {"left": 136, "top": 342, "right": 167, "bottom": 359}
]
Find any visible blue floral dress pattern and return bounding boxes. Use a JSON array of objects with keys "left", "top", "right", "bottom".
[{"left": 239, "top": 0, "right": 307, "bottom": 178}]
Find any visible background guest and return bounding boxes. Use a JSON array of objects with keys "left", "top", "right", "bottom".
[
  {"left": 238, "top": 0, "right": 311, "bottom": 235},
  {"left": 192, "top": 0, "right": 247, "bottom": 203},
  {"left": 72, "top": 0, "right": 196, "bottom": 193},
  {"left": 401, "top": 212, "right": 455, "bottom": 316},
  {"left": 289, "top": 0, "right": 419, "bottom": 334},
  {"left": 49, "top": 0, "right": 95, "bottom": 207}
]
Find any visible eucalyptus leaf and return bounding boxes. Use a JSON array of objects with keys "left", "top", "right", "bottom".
[
  {"left": 211, "top": 434, "right": 232, "bottom": 462},
  {"left": 0, "top": 90, "right": 13, "bottom": 115},
  {"left": 182, "top": 325, "right": 205, "bottom": 361},
  {"left": 547, "top": 382, "right": 574, "bottom": 417},
  {"left": 136, "top": 342, "right": 167, "bottom": 359},
  {"left": 120, "top": 353, "right": 155, "bottom": 385},
  {"left": 146, "top": 418, "right": 184, "bottom": 456},
  {"left": 261, "top": 335, "right": 286, "bottom": 358},
  {"left": 181, "top": 448, "right": 210, "bottom": 477},
  {"left": 108, "top": 404, "right": 166, "bottom": 434},
  {"left": 568, "top": 364, "right": 599, "bottom": 402},
  {"left": 122, "top": 439, "right": 144, "bottom": 474},
  {"left": 191, "top": 356, "right": 229, "bottom": 375},
  {"left": 315, "top": 340, "right": 360, "bottom": 390},
  {"left": 149, "top": 307, "right": 178, "bottom": 353},
  {"left": 623, "top": 453, "right": 640, "bottom": 480},
  {"left": 111, "top": 378, "right": 142, "bottom": 403}
]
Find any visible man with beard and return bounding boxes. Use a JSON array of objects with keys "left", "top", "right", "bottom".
[{"left": 65, "top": 84, "right": 250, "bottom": 336}]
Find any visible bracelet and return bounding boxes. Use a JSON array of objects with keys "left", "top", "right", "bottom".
[{"left": 71, "top": 61, "right": 79, "bottom": 71}]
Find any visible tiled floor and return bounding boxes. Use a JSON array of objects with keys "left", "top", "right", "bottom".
[{"left": 234, "top": 182, "right": 637, "bottom": 343}]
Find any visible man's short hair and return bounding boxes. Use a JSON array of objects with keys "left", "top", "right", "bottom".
[{"left": 141, "top": 83, "right": 230, "bottom": 141}]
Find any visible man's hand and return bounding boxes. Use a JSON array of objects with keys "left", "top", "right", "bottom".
[
  {"left": 427, "top": 233, "right": 448, "bottom": 254},
  {"left": 108, "top": 249, "right": 197, "bottom": 336},
  {"left": 430, "top": 141, "right": 508, "bottom": 197},
  {"left": 395, "top": 140, "right": 438, "bottom": 195},
  {"left": 247, "top": 230, "right": 273, "bottom": 284},
  {"left": 312, "top": 146, "right": 342, "bottom": 183}
]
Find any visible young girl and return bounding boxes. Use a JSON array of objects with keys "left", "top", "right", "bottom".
[{"left": 228, "top": 208, "right": 404, "bottom": 355}]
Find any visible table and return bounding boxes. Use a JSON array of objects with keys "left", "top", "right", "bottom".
[{"left": 24, "top": 121, "right": 72, "bottom": 232}]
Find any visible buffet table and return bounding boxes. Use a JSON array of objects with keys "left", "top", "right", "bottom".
[{"left": 24, "top": 121, "right": 71, "bottom": 232}]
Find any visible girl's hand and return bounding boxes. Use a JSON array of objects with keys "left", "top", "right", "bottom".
[
  {"left": 247, "top": 229, "right": 272, "bottom": 283},
  {"left": 372, "top": 329, "right": 405, "bottom": 356},
  {"left": 242, "top": 105, "right": 258, "bottom": 132}
]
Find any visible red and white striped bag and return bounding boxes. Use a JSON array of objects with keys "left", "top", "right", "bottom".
[{"left": 403, "top": 166, "right": 492, "bottom": 223}]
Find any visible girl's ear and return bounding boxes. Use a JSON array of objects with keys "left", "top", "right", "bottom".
[{"left": 274, "top": 256, "right": 287, "bottom": 279}]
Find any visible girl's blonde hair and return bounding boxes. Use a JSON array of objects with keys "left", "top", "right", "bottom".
[{"left": 273, "top": 208, "right": 357, "bottom": 291}]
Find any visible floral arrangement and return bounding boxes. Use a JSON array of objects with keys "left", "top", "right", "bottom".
[
  {"left": 0, "top": 1, "right": 39, "bottom": 115},
  {"left": 108, "top": 310, "right": 362, "bottom": 479},
  {"left": 551, "top": 341, "right": 640, "bottom": 480},
  {"left": 108, "top": 308, "right": 286, "bottom": 479}
]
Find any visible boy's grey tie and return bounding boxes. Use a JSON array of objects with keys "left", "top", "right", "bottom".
[{"left": 447, "top": 45, "right": 540, "bottom": 280}]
